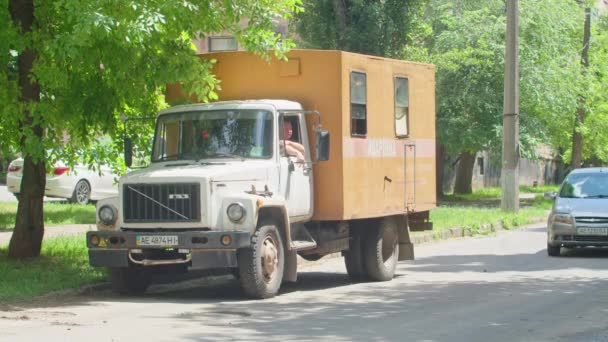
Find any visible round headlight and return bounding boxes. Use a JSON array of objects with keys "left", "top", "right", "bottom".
[
  {"left": 98, "top": 205, "right": 117, "bottom": 225},
  {"left": 227, "top": 203, "right": 246, "bottom": 223}
]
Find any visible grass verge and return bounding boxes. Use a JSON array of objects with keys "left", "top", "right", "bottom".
[
  {"left": 442, "top": 185, "right": 559, "bottom": 202},
  {"left": 0, "top": 235, "right": 105, "bottom": 302},
  {"left": 0, "top": 202, "right": 96, "bottom": 231},
  {"left": 421, "top": 194, "right": 552, "bottom": 238},
  {"left": 520, "top": 184, "right": 560, "bottom": 194}
]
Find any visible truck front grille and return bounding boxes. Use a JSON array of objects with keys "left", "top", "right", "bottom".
[{"left": 123, "top": 183, "right": 201, "bottom": 223}]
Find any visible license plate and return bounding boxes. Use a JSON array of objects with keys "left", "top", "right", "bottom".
[
  {"left": 136, "top": 235, "right": 179, "bottom": 246},
  {"left": 577, "top": 227, "right": 608, "bottom": 236}
]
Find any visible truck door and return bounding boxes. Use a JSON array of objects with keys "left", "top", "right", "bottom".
[
  {"left": 404, "top": 142, "right": 416, "bottom": 211},
  {"left": 278, "top": 114, "right": 313, "bottom": 220}
]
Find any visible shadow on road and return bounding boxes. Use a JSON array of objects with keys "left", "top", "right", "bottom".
[
  {"left": 3, "top": 249, "right": 608, "bottom": 341},
  {"left": 409, "top": 247, "right": 608, "bottom": 274}
]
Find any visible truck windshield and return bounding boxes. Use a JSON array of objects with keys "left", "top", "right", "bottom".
[{"left": 152, "top": 110, "right": 273, "bottom": 162}]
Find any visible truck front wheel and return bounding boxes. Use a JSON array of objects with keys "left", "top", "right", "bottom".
[
  {"left": 363, "top": 218, "right": 400, "bottom": 281},
  {"left": 237, "top": 224, "right": 285, "bottom": 299},
  {"left": 107, "top": 267, "right": 151, "bottom": 295}
]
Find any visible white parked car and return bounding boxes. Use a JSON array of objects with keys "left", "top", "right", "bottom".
[{"left": 6, "top": 158, "right": 118, "bottom": 204}]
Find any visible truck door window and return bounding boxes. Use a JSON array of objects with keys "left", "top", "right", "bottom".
[
  {"left": 280, "top": 116, "right": 305, "bottom": 161},
  {"left": 395, "top": 76, "right": 409, "bottom": 137},
  {"left": 350, "top": 71, "right": 367, "bottom": 136}
]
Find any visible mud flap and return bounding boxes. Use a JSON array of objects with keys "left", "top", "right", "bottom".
[
  {"left": 398, "top": 242, "right": 414, "bottom": 261},
  {"left": 283, "top": 249, "right": 298, "bottom": 282}
]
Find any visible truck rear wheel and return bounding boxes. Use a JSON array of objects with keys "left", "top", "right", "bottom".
[
  {"left": 237, "top": 224, "right": 284, "bottom": 299},
  {"left": 107, "top": 267, "right": 151, "bottom": 295},
  {"left": 344, "top": 225, "right": 367, "bottom": 281},
  {"left": 363, "top": 218, "right": 399, "bottom": 281}
]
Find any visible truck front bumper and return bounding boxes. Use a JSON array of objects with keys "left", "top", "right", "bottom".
[{"left": 86, "top": 230, "right": 251, "bottom": 269}]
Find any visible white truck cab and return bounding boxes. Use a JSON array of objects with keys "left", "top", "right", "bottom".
[{"left": 88, "top": 100, "right": 330, "bottom": 298}]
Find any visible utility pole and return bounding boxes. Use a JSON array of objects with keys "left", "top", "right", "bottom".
[{"left": 501, "top": 0, "right": 519, "bottom": 212}]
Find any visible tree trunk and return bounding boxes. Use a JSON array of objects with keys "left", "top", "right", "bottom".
[
  {"left": 331, "top": 0, "right": 348, "bottom": 49},
  {"left": 453, "top": 151, "right": 475, "bottom": 194},
  {"left": 436, "top": 143, "right": 445, "bottom": 198},
  {"left": 570, "top": 7, "right": 591, "bottom": 170},
  {"left": 8, "top": 0, "right": 45, "bottom": 259}
]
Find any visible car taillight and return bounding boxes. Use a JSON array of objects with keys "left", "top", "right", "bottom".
[
  {"left": 7, "top": 165, "right": 21, "bottom": 173},
  {"left": 53, "top": 167, "right": 70, "bottom": 176}
]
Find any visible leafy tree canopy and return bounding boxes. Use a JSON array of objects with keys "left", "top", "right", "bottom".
[
  {"left": 567, "top": 13, "right": 608, "bottom": 164},
  {"left": 404, "top": 0, "right": 585, "bottom": 159},
  {"left": 293, "top": 0, "right": 426, "bottom": 58},
  {"left": 1, "top": 0, "right": 301, "bottom": 172}
]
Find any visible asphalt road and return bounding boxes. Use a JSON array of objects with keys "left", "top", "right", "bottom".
[{"left": 2, "top": 224, "right": 608, "bottom": 342}]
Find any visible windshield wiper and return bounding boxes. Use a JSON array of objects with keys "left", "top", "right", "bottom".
[
  {"left": 584, "top": 195, "right": 608, "bottom": 198},
  {"left": 155, "top": 153, "right": 181, "bottom": 162},
  {"left": 155, "top": 152, "right": 200, "bottom": 162},
  {"left": 207, "top": 152, "right": 245, "bottom": 160}
]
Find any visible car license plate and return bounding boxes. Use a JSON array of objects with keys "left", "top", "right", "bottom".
[
  {"left": 577, "top": 227, "right": 608, "bottom": 236},
  {"left": 136, "top": 235, "right": 179, "bottom": 246}
]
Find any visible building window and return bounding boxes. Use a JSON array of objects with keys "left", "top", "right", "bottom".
[
  {"left": 395, "top": 77, "right": 409, "bottom": 137},
  {"left": 350, "top": 71, "right": 367, "bottom": 136},
  {"left": 209, "top": 37, "right": 237, "bottom": 52},
  {"left": 478, "top": 157, "right": 485, "bottom": 175}
]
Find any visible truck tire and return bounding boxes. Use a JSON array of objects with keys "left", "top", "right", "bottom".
[
  {"left": 363, "top": 218, "right": 399, "bottom": 281},
  {"left": 237, "top": 224, "right": 285, "bottom": 299},
  {"left": 547, "top": 243, "right": 561, "bottom": 257},
  {"left": 344, "top": 225, "right": 367, "bottom": 281},
  {"left": 107, "top": 267, "right": 151, "bottom": 295}
]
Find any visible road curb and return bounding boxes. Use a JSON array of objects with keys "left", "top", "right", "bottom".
[{"left": 411, "top": 217, "right": 546, "bottom": 244}]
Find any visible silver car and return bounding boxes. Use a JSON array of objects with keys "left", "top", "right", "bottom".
[{"left": 546, "top": 168, "right": 608, "bottom": 256}]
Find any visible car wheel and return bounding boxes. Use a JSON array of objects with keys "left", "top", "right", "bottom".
[
  {"left": 71, "top": 179, "right": 91, "bottom": 205},
  {"left": 547, "top": 243, "right": 561, "bottom": 257}
]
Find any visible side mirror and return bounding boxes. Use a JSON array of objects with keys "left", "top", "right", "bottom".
[
  {"left": 315, "top": 130, "right": 330, "bottom": 162},
  {"left": 124, "top": 137, "right": 133, "bottom": 168},
  {"left": 544, "top": 191, "right": 557, "bottom": 200}
]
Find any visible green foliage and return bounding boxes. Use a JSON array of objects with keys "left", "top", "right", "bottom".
[
  {"left": 518, "top": 0, "right": 584, "bottom": 160},
  {"left": 1, "top": 0, "right": 302, "bottom": 175},
  {"left": 405, "top": 0, "right": 585, "bottom": 159},
  {"left": 442, "top": 187, "right": 502, "bottom": 202},
  {"left": 0, "top": 202, "right": 96, "bottom": 231},
  {"left": 293, "top": 0, "right": 426, "bottom": 58},
  {"left": 441, "top": 185, "right": 559, "bottom": 204},
  {"left": 0, "top": 235, "right": 105, "bottom": 302},
  {"left": 432, "top": 4, "right": 506, "bottom": 155},
  {"left": 581, "top": 15, "right": 608, "bottom": 163},
  {"left": 530, "top": 194, "right": 554, "bottom": 210},
  {"left": 520, "top": 184, "right": 559, "bottom": 194},
  {"left": 428, "top": 204, "right": 548, "bottom": 235}
]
